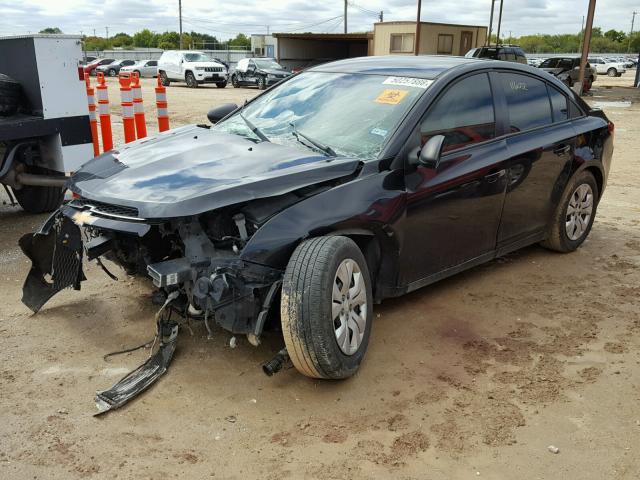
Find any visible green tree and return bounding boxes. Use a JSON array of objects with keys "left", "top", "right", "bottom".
[
  {"left": 604, "top": 29, "right": 626, "bottom": 43},
  {"left": 133, "top": 29, "right": 155, "bottom": 48},
  {"left": 228, "top": 33, "right": 250, "bottom": 48},
  {"left": 111, "top": 32, "right": 133, "bottom": 47},
  {"left": 39, "top": 27, "right": 62, "bottom": 34},
  {"left": 84, "top": 36, "right": 110, "bottom": 51}
]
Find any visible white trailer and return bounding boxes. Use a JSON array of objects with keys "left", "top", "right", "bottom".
[{"left": 0, "top": 34, "right": 94, "bottom": 213}]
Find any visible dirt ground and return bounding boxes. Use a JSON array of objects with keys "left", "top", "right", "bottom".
[{"left": 1, "top": 71, "right": 639, "bottom": 479}]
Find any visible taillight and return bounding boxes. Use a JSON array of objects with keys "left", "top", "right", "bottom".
[
  {"left": 72, "top": 191, "right": 81, "bottom": 199},
  {"left": 78, "top": 66, "right": 85, "bottom": 81},
  {"left": 608, "top": 121, "right": 615, "bottom": 135}
]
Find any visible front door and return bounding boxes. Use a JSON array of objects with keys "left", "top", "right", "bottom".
[
  {"left": 400, "top": 73, "right": 509, "bottom": 285},
  {"left": 496, "top": 72, "right": 575, "bottom": 248},
  {"left": 460, "top": 31, "right": 473, "bottom": 55}
]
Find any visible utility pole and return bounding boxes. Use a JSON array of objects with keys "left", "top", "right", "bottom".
[
  {"left": 105, "top": 26, "right": 109, "bottom": 40},
  {"left": 495, "top": 0, "right": 504, "bottom": 45},
  {"left": 379, "top": 11, "right": 384, "bottom": 22},
  {"left": 178, "top": 0, "right": 183, "bottom": 49},
  {"left": 629, "top": 11, "right": 638, "bottom": 53},
  {"left": 488, "top": 0, "right": 495, "bottom": 46},
  {"left": 415, "top": 0, "right": 422, "bottom": 55},
  {"left": 578, "top": 0, "right": 597, "bottom": 95},
  {"left": 344, "top": 0, "right": 347, "bottom": 34}
]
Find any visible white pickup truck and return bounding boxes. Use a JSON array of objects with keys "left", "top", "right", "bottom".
[
  {"left": 587, "top": 57, "right": 627, "bottom": 77},
  {"left": 0, "top": 34, "right": 93, "bottom": 213}
]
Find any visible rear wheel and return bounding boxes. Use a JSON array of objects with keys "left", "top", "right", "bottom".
[
  {"left": 160, "top": 71, "right": 170, "bottom": 86},
  {"left": 540, "top": 171, "right": 598, "bottom": 253},
  {"left": 185, "top": 71, "right": 198, "bottom": 88},
  {"left": 0, "top": 73, "right": 23, "bottom": 116},
  {"left": 281, "top": 236, "right": 373, "bottom": 379},
  {"left": 108, "top": 68, "right": 117, "bottom": 77},
  {"left": 607, "top": 67, "right": 618, "bottom": 77}
]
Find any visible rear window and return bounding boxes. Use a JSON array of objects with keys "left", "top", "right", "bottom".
[
  {"left": 500, "top": 73, "right": 552, "bottom": 132},
  {"left": 548, "top": 86, "right": 568, "bottom": 122}
]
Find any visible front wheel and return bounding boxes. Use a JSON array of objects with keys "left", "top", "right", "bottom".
[
  {"left": 108, "top": 68, "right": 117, "bottom": 77},
  {"left": 231, "top": 75, "right": 239, "bottom": 88},
  {"left": 281, "top": 236, "right": 373, "bottom": 379},
  {"left": 257, "top": 76, "right": 266, "bottom": 90},
  {"left": 160, "top": 71, "right": 170, "bottom": 86},
  {"left": 540, "top": 171, "right": 598, "bottom": 253},
  {"left": 185, "top": 72, "right": 198, "bottom": 88},
  {"left": 607, "top": 67, "right": 618, "bottom": 77}
]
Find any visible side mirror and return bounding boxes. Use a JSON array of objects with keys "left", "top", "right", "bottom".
[
  {"left": 207, "top": 103, "right": 238, "bottom": 124},
  {"left": 416, "top": 135, "right": 446, "bottom": 169}
]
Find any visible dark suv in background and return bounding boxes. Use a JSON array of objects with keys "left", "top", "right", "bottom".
[{"left": 465, "top": 45, "right": 527, "bottom": 64}]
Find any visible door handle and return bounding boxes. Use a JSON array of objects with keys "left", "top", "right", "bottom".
[
  {"left": 484, "top": 169, "right": 506, "bottom": 183},
  {"left": 553, "top": 144, "right": 571, "bottom": 156}
]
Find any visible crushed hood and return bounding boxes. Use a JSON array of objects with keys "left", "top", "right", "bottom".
[{"left": 69, "top": 125, "right": 360, "bottom": 219}]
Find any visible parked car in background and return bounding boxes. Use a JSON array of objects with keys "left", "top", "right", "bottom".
[
  {"left": 80, "top": 56, "right": 97, "bottom": 66},
  {"left": 120, "top": 60, "right": 158, "bottom": 78},
  {"left": 527, "top": 57, "right": 546, "bottom": 68},
  {"left": 96, "top": 59, "right": 136, "bottom": 77},
  {"left": 158, "top": 51, "right": 228, "bottom": 88},
  {"left": 21, "top": 56, "right": 613, "bottom": 386},
  {"left": 539, "top": 57, "right": 596, "bottom": 90},
  {"left": 83, "top": 58, "right": 115, "bottom": 76},
  {"left": 465, "top": 45, "right": 527, "bottom": 64},
  {"left": 231, "top": 58, "right": 292, "bottom": 89},
  {"left": 588, "top": 57, "right": 627, "bottom": 77}
]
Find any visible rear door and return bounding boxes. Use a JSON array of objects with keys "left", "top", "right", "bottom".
[
  {"left": 496, "top": 72, "right": 575, "bottom": 250},
  {"left": 400, "top": 72, "right": 509, "bottom": 284}
]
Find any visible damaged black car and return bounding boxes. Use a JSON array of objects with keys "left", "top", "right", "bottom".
[{"left": 20, "top": 56, "right": 613, "bottom": 408}]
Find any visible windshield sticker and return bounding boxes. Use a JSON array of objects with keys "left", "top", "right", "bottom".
[
  {"left": 383, "top": 77, "right": 433, "bottom": 89},
  {"left": 375, "top": 89, "right": 409, "bottom": 105},
  {"left": 370, "top": 127, "right": 388, "bottom": 137}
]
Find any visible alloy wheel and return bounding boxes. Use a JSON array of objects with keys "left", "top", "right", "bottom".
[
  {"left": 565, "top": 183, "right": 593, "bottom": 241},
  {"left": 331, "top": 258, "right": 367, "bottom": 355}
]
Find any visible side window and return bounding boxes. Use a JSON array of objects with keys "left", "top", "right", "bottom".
[
  {"left": 548, "top": 86, "right": 568, "bottom": 122},
  {"left": 148, "top": 61, "right": 157, "bottom": 66},
  {"left": 569, "top": 100, "right": 584, "bottom": 118},
  {"left": 419, "top": 74, "right": 496, "bottom": 153},
  {"left": 501, "top": 73, "right": 553, "bottom": 132}
]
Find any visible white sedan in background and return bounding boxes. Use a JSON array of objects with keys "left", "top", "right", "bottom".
[{"left": 120, "top": 60, "right": 158, "bottom": 78}]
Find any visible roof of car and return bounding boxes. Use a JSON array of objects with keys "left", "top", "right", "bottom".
[{"left": 309, "top": 55, "right": 480, "bottom": 79}]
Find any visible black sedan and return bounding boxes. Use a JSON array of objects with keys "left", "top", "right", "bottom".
[
  {"left": 231, "top": 58, "right": 292, "bottom": 89},
  {"left": 21, "top": 56, "right": 613, "bottom": 385}
]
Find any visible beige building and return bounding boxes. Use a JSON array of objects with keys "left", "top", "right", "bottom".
[{"left": 373, "top": 21, "right": 487, "bottom": 57}]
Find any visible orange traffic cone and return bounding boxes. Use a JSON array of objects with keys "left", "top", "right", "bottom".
[
  {"left": 84, "top": 73, "right": 99, "bottom": 157},
  {"left": 130, "top": 72, "right": 147, "bottom": 139},
  {"left": 155, "top": 76, "right": 170, "bottom": 132},
  {"left": 95, "top": 72, "right": 113, "bottom": 152},
  {"left": 118, "top": 72, "right": 136, "bottom": 143}
]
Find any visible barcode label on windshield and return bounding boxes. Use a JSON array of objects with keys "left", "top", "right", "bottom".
[{"left": 383, "top": 77, "right": 433, "bottom": 89}]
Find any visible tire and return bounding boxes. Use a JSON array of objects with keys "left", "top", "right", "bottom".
[
  {"left": 185, "top": 71, "right": 198, "bottom": 88},
  {"left": 160, "top": 71, "right": 170, "bottom": 86},
  {"left": 607, "top": 67, "right": 617, "bottom": 77},
  {"left": 540, "top": 171, "right": 598, "bottom": 253},
  {"left": 0, "top": 73, "right": 23, "bottom": 116},
  {"left": 108, "top": 68, "right": 117, "bottom": 77},
  {"left": 12, "top": 166, "right": 65, "bottom": 214},
  {"left": 281, "top": 236, "right": 373, "bottom": 379},
  {"left": 231, "top": 75, "right": 239, "bottom": 88},
  {"left": 216, "top": 81, "right": 227, "bottom": 88},
  {"left": 584, "top": 76, "right": 593, "bottom": 92},
  {"left": 564, "top": 76, "right": 574, "bottom": 88},
  {"left": 257, "top": 76, "right": 266, "bottom": 90}
]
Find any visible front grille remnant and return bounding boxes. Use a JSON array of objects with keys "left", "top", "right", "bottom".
[{"left": 70, "top": 198, "right": 140, "bottom": 219}]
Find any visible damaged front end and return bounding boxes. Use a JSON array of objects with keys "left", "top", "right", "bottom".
[
  {"left": 20, "top": 196, "right": 289, "bottom": 413},
  {"left": 20, "top": 198, "right": 285, "bottom": 338}
]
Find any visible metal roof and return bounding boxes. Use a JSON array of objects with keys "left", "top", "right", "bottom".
[
  {"left": 273, "top": 33, "right": 372, "bottom": 40},
  {"left": 0, "top": 34, "right": 82, "bottom": 40}
]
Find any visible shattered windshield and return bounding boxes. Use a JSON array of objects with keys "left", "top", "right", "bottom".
[
  {"left": 184, "top": 52, "right": 210, "bottom": 62},
  {"left": 254, "top": 59, "right": 284, "bottom": 70},
  {"left": 214, "top": 71, "right": 430, "bottom": 160}
]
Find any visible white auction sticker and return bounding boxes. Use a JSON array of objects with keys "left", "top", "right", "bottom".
[{"left": 383, "top": 76, "right": 433, "bottom": 89}]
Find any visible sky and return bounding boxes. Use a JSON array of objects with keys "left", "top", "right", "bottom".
[{"left": 0, "top": 0, "right": 637, "bottom": 39}]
